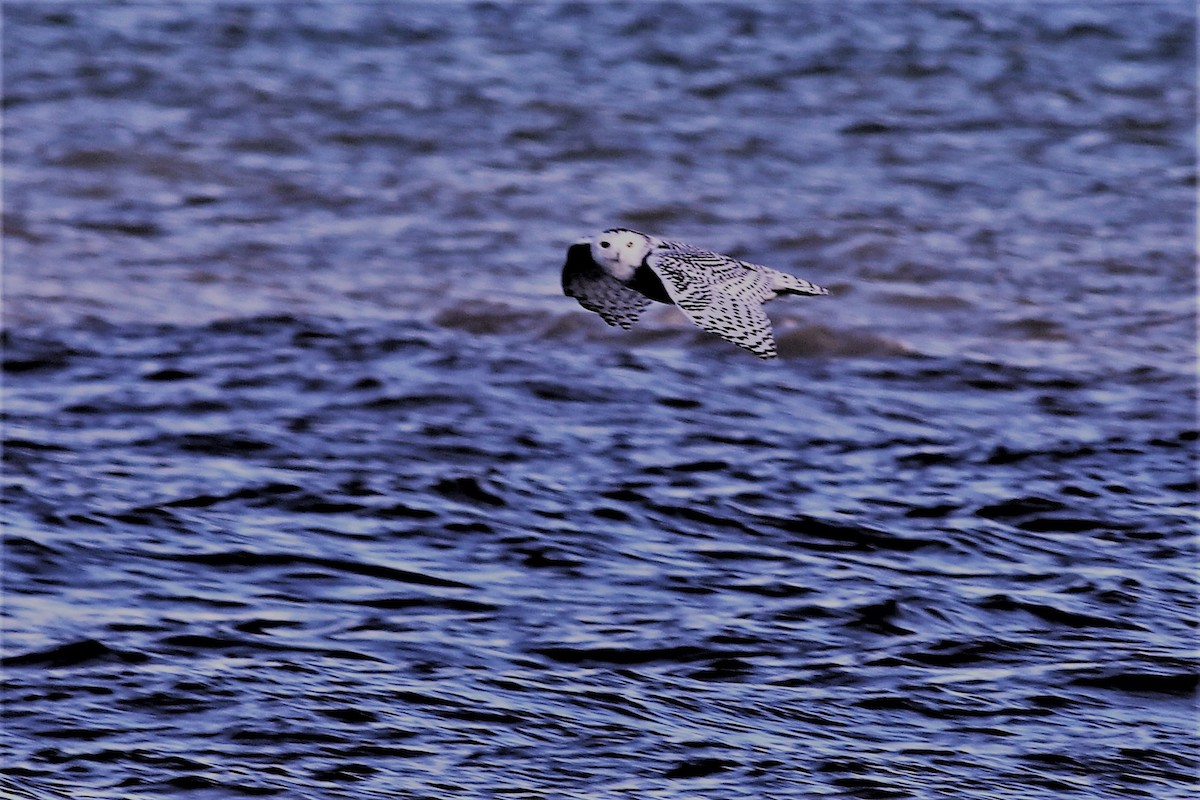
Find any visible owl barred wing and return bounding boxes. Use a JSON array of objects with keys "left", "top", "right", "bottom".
[
  {"left": 647, "top": 248, "right": 780, "bottom": 359},
  {"left": 561, "top": 243, "right": 652, "bottom": 329}
]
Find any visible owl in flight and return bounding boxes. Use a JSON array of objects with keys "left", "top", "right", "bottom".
[{"left": 562, "top": 228, "right": 829, "bottom": 359}]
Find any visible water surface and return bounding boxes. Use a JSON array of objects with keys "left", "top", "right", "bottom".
[{"left": 3, "top": 3, "right": 1196, "bottom": 798}]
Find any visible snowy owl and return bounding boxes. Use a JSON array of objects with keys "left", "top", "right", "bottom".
[{"left": 561, "top": 228, "right": 829, "bottom": 359}]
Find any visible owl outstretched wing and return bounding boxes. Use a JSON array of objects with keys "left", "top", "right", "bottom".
[
  {"left": 647, "top": 247, "right": 780, "bottom": 359},
  {"left": 561, "top": 243, "right": 652, "bottom": 330}
]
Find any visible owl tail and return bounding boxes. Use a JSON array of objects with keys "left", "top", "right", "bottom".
[{"left": 772, "top": 270, "right": 829, "bottom": 297}]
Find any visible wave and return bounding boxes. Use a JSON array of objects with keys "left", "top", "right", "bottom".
[{"left": 434, "top": 298, "right": 913, "bottom": 358}]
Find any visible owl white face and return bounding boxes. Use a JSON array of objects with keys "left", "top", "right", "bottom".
[{"left": 590, "top": 229, "right": 651, "bottom": 281}]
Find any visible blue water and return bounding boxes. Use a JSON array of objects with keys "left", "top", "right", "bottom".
[{"left": 3, "top": 3, "right": 1197, "bottom": 798}]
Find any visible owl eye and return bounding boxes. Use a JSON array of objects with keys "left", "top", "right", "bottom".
[
  {"left": 626, "top": 242, "right": 634, "bottom": 248},
  {"left": 600, "top": 241, "right": 611, "bottom": 249}
]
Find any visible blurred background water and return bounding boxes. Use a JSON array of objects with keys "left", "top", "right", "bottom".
[{"left": 2, "top": 3, "right": 1197, "bottom": 798}]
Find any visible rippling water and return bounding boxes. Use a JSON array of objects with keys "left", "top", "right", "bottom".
[{"left": 3, "top": 3, "right": 1197, "bottom": 799}]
